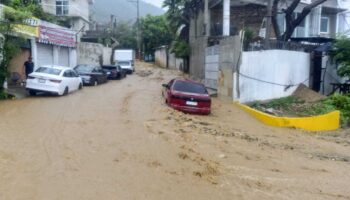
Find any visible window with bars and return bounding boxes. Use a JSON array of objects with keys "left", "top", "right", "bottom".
[{"left": 56, "top": 0, "right": 69, "bottom": 15}]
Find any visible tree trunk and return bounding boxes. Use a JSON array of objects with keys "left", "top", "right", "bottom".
[{"left": 273, "top": 0, "right": 328, "bottom": 41}]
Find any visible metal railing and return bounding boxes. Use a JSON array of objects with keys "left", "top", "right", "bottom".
[{"left": 245, "top": 40, "right": 321, "bottom": 52}]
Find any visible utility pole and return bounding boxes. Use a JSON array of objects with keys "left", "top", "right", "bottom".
[
  {"left": 264, "top": 0, "right": 273, "bottom": 49},
  {"left": 128, "top": 0, "right": 141, "bottom": 60}
]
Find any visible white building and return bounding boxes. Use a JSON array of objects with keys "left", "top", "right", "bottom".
[
  {"left": 337, "top": 0, "right": 350, "bottom": 36},
  {"left": 39, "top": 0, "right": 94, "bottom": 38}
]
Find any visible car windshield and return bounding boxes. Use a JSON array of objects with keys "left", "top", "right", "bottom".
[
  {"left": 173, "top": 80, "right": 207, "bottom": 94},
  {"left": 118, "top": 61, "right": 130, "bottom": 66},
  {"left": 75, "top": 65, "right": 94, "bottom": 73},
  {"left": 35, "top": 67, "right": 62, "bottom": 76},
  {"left": 102, "top": 66, "right": 117, "bottom": 70}
]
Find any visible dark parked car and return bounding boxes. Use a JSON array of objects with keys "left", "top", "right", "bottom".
[
  {"left": 102, "top": 65, "right": 126, "bottom": 80},
  {"left": 162, "top": 78, "right": 211, "bottom": 115},
  {"left": 74, "top": 64, "right": 108, "bottom": 86}
]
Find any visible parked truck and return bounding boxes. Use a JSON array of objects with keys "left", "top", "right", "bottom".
[{"left": 114, "top": 49, "right": 135, "bottom": 74}]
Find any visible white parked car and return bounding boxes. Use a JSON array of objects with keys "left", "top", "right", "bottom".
[{"left": 26, "top": 65, "right": 83, "bottom": 96}]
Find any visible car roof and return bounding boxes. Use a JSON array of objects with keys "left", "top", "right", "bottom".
[
  {"left": 40, "top": 65, "right": 72, "bottom": 71},
  {"left": 76, "top": 64, "right": 98, "bottom": 67},
  {"left": 102, "top": 65, "right": 117, "bottom": 67},
  {"left": 173, "top": 78, "right": 203, "bottom": 85}
]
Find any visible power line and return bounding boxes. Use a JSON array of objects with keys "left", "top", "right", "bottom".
[{"left": 238, "top": 72, "right": 309, "bottom": 87}]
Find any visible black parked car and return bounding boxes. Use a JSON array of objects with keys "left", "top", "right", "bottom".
[
  {"left": 74, "top": 64, "right": 108, "bottom": 86},
  {"left": 102, "top": 65, "right": 126, "bottom": 80}
]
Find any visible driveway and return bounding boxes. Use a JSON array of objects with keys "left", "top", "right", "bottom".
[{"left": 0, "top": 62, "right": 349, "bottom": 200}]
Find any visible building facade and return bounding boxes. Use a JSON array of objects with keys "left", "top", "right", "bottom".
[
  {"left": 39, "top": 0, "right": 94, "bottom": 39},
  {"left": 199, "top": 0, "right": 349, "bottom": 39},
  {"left": 187, "top": 0, "right": 349, "bottom": 100}
]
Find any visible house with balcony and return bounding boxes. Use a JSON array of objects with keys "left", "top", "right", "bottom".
[
  {"left": 188, "top": 0, "right": 349, "bottom": 100},
  {"left": 193, "top": 0, "right": 348, "bottom": 40},
  {"left": 39, "top": 0, "right": 94, "bottom": 39}
]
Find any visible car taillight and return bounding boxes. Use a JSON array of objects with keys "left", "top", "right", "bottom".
[
  {"left": 27, "top": 76, "right": 35, "bottom": 79},
  {"left": 50, "top": 79, "right": 62, "bottom": 83}
]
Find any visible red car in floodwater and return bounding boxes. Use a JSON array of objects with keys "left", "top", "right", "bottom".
[{"left": 162, "top": 78, "right": 211, "bottom": 115}]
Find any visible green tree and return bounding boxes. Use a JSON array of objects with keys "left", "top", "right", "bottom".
[
  {"left": 163, "top": 0, "right": 199, "bottom": 72},
  {"left": 140, "top": 15, "right": 173, "bottom": 54},
  {"left": 333, "top": 36, "right": 350, "bottom": 79},
  {"left": 0, "top": 5, "right": 32, "bottom": 93},
  {"left": 111, "top": 21, "right": 137, "bottom": 49},
  {"left": 9, "top": 0, "right": 57, "bottom": 23},
  {"left": 272, "top": 0, "right": 329, "bottom": 41}
]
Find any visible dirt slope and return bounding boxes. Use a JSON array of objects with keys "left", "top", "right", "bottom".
[{"left": 0, "top": 63, "right": 349, "bottom": 200}]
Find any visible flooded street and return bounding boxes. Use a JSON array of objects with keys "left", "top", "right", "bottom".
[{"left": 0, "top": 63, "right": 349, "bottom": 200}]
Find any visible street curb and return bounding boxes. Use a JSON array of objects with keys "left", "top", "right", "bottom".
[{"left": 235, "top": 103, "right": 340, "bottom": 132}]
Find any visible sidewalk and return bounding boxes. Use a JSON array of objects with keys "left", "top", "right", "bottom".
[{"left": 6, "top": 85, "right": 28, "bottom": 99}]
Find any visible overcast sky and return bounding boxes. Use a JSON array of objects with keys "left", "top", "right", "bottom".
[{"left": 144, "top": 0, "right": 164, "bottom": 8}]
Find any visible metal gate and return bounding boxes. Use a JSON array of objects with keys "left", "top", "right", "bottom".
[
  {"left": 58, "top": 47, "right": 69, "bottom": 67},
  {"left": 205, "top": 45, "right": 219, "bottom": 89},
  {"left": 37, "top": 43, "right": 53, "bottom": 67}
]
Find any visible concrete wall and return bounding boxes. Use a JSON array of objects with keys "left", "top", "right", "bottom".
[
  {"left": 155, "top": 47, "right": 184, "bottom": 70},
  {"left": 205, "top": 45, "right": 219, "bottom": 89},
  {"left": 103, "top": 47, "right": 112, "bottom": 65},
  {"left": 236, "top": 50, "right": 310, "bottom": 103},
  {"left": 190, "top": 37, "right": 208, "bottom": 80},
  {"left": 168, "top": 53, "right": 184, "bottom": 70},
  {"left": 155, "top": 47, "right": 167, "bottom": 68},
  {"left": 218, "top": 36, "right": 241, "bottom": 99},
  {"left": 8, "top": 48, "right": 31, "bottom": 82},
  {"left": 77, "top": 42, "right": 111, "bottom": 65}
]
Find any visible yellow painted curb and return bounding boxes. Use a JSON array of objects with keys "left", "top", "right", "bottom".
[{"left": 236, "top": 103, "right": 340, "bottom": 132}]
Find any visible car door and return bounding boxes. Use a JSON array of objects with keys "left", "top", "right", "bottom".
[
  {"left": 92, "top": 67, "right": 101, "bottom": 83},
  {"left": 62, "top": 70, "right": 72, "bottom": 92},
  {"left": 97, "top": 67, "right": 107, "bottom": 83},
  {"left": 69, "top": 70, "right": 80, "bottom": 91}
]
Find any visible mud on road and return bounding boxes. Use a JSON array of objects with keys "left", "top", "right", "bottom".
[{"left": 0, "top": 62, "right": 349, "bottom": 200}]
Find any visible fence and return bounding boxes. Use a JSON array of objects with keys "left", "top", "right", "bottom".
[{"left": 235, "top": 49, "right": 311, "bottom": 103}]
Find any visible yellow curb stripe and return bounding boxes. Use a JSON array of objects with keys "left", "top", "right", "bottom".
[{"left": 236, "top": 103, "right": 340, "bottom": 132}]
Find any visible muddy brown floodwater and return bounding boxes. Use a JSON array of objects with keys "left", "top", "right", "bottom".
[{"left": 0, "top": 62, "right": 349, "bottom": 200}]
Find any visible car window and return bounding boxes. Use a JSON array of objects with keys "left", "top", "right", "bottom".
[
  {"left": 167, "top": 79, "right": 175, "bottom": 87},
  {"left": 92, "top": 67, "right": 101, "bottom": 73},
  {"left": 118, "top": 61, "right": 130, "bottom": 66},
  {"left": 63, "top": 71, "right": 71, "bottom": 77},
  {"left": 173, "top": 80, "right": 208, "bottom": 94},
  {"left": 36, "top": 67, "right": 62, "bottom": 76},
  {"left": 69, "top": 70, "right": 78, "bottom": 77},
  {"left": 102, "top": 66, "right": 117, "bottom": 70}
]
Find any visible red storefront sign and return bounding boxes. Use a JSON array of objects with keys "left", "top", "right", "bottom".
[{"left": 39, "top": 25, "right": 76, "bottom": 48}]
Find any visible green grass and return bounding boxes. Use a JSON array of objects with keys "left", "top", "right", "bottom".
[
  {"left": 0, "top": 90, "right": 15, "bottom": 100},
  {"left": 250, "top": 94, "right": 350, "bottom": 128}
]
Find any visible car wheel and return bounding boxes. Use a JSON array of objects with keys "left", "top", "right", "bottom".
[
  {"left": 29, "top": 90, "right": 36, "bottom": 96},
  {"left": 63, "top": 87, "right": 69, "bottom": 96},
  {"left": 78, "top": 83, "right": 83, "bottom": 90}
]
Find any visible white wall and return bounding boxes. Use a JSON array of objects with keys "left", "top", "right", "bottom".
[
  {"left": 77, "top": 42, "right": 111, "bottom": 66},
  {"left": 236, "top": 50, "right": 310, "bottom": 103},
  {"left": 155, "top": 47, "right": 167, "bottom": 68},
  {"left": 168, "top": 53, "right": 184, "bottom": 70},
  {"left": 205, "top": 45, "right": 219, "bottom": 89},
  {"left": 103, "top": 47, "right": 112, "bottom": 65},
  {"left": 155, "top": 47, "right": 183, "bottom": 70}
]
